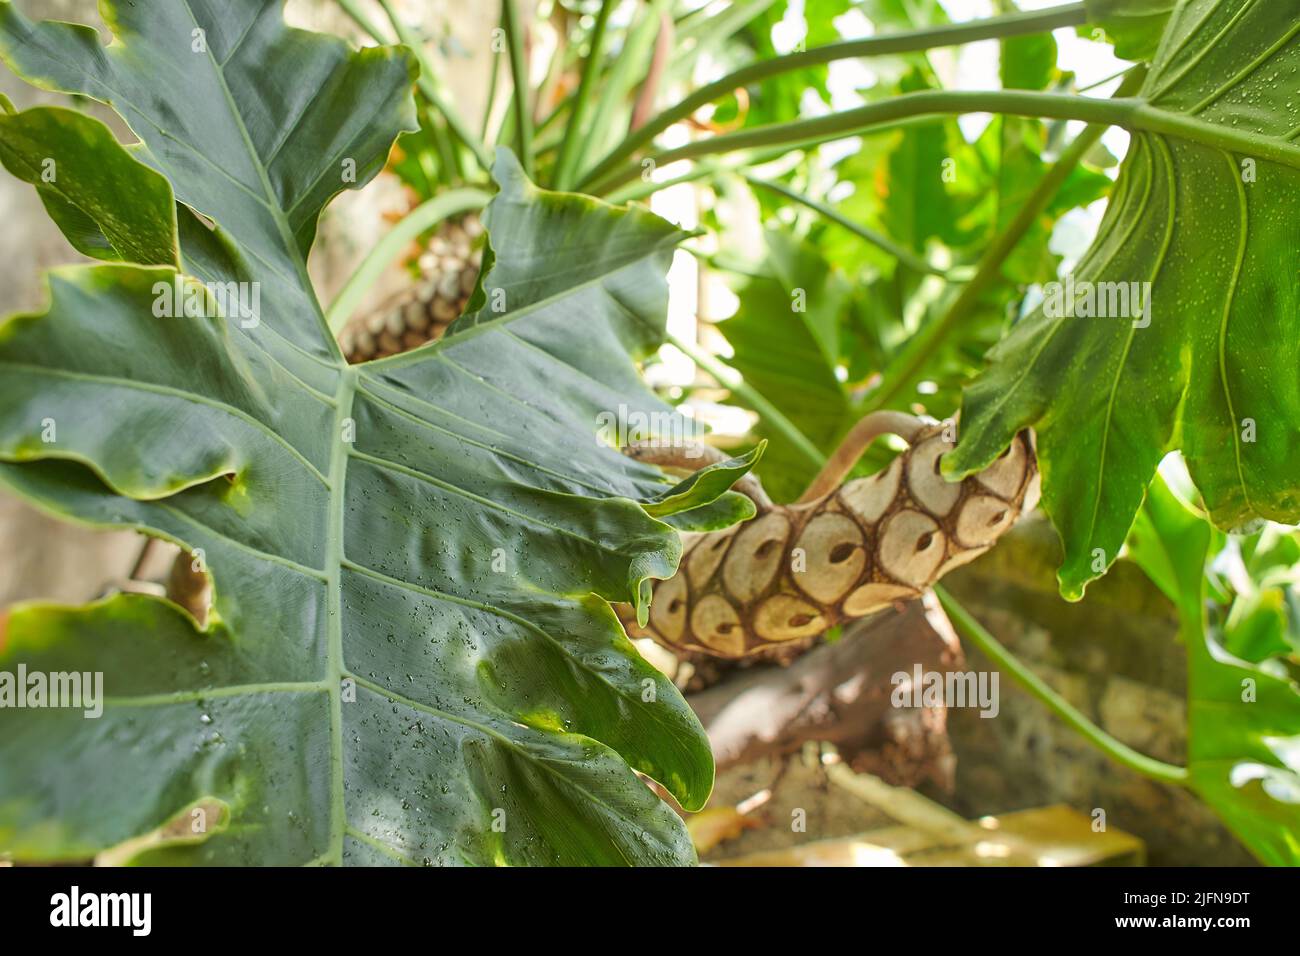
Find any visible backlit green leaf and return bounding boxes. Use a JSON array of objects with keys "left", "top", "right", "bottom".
[{"left": 949, "top": 0, "right": 1300, "bottom": 599}]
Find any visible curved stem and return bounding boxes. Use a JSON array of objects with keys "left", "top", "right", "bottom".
[
  {"left": 604, "top": 116, "right": 945, "bottom": 203},
  {"left": 587, "top": 89, "right": 1129, "bottom": 193},
  {"left": 795, "top": 411, "right": 925, "bottom": 504},
  {"left": 665, "top": 332, "right": 826, "bottom": 470},
  {"left": 553, "top": 0, "right": 616, "bottom": 190},
  {"left": 500, "top": 0, "right": 534, "bottom": 178},
  {"left": 935, "top": 585, "right": 1190, "bottom": 786},
  {"left": 326, "top": 188, "right": 491, "bottom": 333},
  {"left": 588, "top": 81, "right": 1300, "bottom": 194},
  {"left": 578, "top": 2, "right": 1089, "bottom": 190}
]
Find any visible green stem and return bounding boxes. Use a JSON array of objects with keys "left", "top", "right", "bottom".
[
  {"left": 935, "top": 585, "right": 1190, "bottom": 787},
  {"left": 606, "top": 149, "right": 787, "bottom": 203},
  {"left": 481, "top": 40, "right": 501, "bottom": 144},
  {"left": 1076, "top": 63, "right": 1140, "bottom": 93},
  {"left": 337, "top": 0, "right": 493, "bottom": 173},
  {"left": 744, "top": 174, "right": 945, "bottom": 277},
  {"left": 666, "top": 332, "right": 825, "bottom": 470},
  {"left": 681, "top": 244, "right": 767, "bottom": 282},
  {"left": 587, "top": 89, "right": 1121, "bottom": 193},
  {"left": 577, "top": 0, "right": 668, "bottom": 180},
  {"left": 326, "top": 188, "right": 491, "bottom": 333},
  {"left": 578, "top": 2, "right": 1088, "bottom": 191},
  {"left": 500, "top": 0, "right": 534, "bottom": 178},
  {"left": 553, "top": 0, "right": 616, "bottom": 190},
  {"left": 589, "top": 78, "right": 1300, "bottom": 195},
  {"left": 865, "top": 68, "right": 1148, "bottom": 411},
  {"left": 603, "top": 116, "right": 946, "bottom": 203},
  {"left": 421, "top": 102, "right": 462, "bottom": 184}
]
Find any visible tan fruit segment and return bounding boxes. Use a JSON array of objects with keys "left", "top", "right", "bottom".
[
  {"left": 1022, "top": 469, "right": 1043, "bottom": 513},
  {"left": 842, "top": 581, "right": 918, "bottom": 616},
  {"left": 906, "top": 434, "right": 961, "bottom": 516},
  {"left": 954, "top": 494, "right": 1016, "bottom": 548},
  {"left": 976, "top": 436, "right": 1028, "bottom": 498},
  {"left": 686, "top": 524, "right": 738, "bottom": 590},
  {"left": 753, "top": 594, "right": 828, "bottom": 642},
  {"left": 648, "top": 571, "right": 689, "bottom": 643},
  {"left": 838, "top": 456, "right": 901, "bottom": 523},
  {"left": 792, "top": 512, "right": 865, "bottom": 604},
  {"left": 934, "top": 545, "right": 992, "bottom": 581},
  {"left": 722, "top": 512, "right": 790, "bottom": 603},
  {"left": 878, "top": 509, "right": 946, "bottom": 587},
  {"left": 690, "top": 594, "right": 745, "bottom": 657}
]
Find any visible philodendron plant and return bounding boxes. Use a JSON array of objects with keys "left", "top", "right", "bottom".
[{"left": 0, "top": 0, "right": 764, "bottom": 865}]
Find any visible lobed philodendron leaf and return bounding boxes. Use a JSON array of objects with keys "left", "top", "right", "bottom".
[
  {"left": 1128, "top": 478, "right": 1300, "bottom": 866},
  {"left": 0, "top": 1, "right": 747, "bottom": 865},
  {"left": 948, "top": 0, "right": 1300, "bottom": 600}
]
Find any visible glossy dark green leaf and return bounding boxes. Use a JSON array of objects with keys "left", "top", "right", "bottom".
[
  {"left": 0, "top": 1, "right": 746, "bottom": 866},
  {"left": 1128, "top": 477, "right": 1300, "bottom": 866},
  {"left": 949, "top": 0, "right": 1300, "bottom": 599}
]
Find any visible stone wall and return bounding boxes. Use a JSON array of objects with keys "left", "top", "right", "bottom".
[{"left": 942, "top": 516, "right": 1255, "bottom": 866}]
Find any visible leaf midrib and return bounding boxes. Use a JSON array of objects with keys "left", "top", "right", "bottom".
[{"left": 323, "top": 366, "right": 355, "bottom": 864}]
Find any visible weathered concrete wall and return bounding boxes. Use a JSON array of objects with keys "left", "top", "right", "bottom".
[{"left": 942, "top": 516, "right": 1255, "bottom": 866}]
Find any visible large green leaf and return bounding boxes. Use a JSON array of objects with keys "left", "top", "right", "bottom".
[
  {"left": 1128, "top": 476, "right": 1300, "bottom": 865},
  {"left": 948, "top": 0, "right": 1300, "bottom": 599},
  {"left": 0, "top": 1, "right": 743, "bottom": 866}
]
